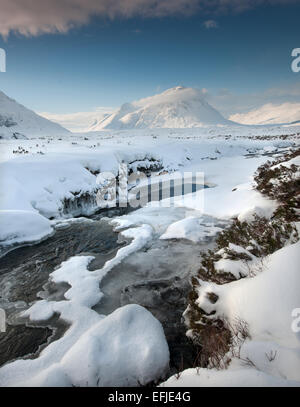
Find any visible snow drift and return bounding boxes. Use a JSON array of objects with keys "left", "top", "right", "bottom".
[
  {"left": 0, "top": 91, "right": 69, "bottom": 139},
  {"left": 91, "top": 86, "right": 234, "bottom": 130},
  {"left": 163, "top": 239, "right": 300, "bottom": 387}
]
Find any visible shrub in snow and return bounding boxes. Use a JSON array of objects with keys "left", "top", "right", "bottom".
[
  {"left": 184, "top": 148, "right": 300, "bottom": 375},
  {"left": 254, "top": 147, "right": 300, "bottom": 222}
]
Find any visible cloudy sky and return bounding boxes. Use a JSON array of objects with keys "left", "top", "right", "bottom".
[{"left": 0, "top": 0, "right": 300, "bottom": 127}]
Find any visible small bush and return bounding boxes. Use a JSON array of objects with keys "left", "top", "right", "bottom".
[{"left": 185, "top": 147, "right": 300, "bottom": 369}]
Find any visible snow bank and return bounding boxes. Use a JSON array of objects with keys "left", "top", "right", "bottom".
[
  {"left": 56, "top": 304, "right": 169, "bottom": 387},
  {"left": 161, "top": 367, "right": 300, "bottom": 387},
  {"left": 0, "top": 210, "right": 53, "bottom": 247},
  {"left": 24, "top": 304, "right": 169, "bottom": 387},
  {"left": 0, "top": 303, "right": 169, "bottom": 387},
  {"left": 0, "top": 153, "right": 110, "bottom": 218},
  {"left": 164, "top": 239, "right": 300, "bottom": 386},
  {"left": 160, "top": 216, "right": 222, "bottom": 243},
  {"left": 173, "top": 156, "right": 278, "bottom": 219},
  {"left": 196, "top": 241, "right": 300, "bottom": 348}
]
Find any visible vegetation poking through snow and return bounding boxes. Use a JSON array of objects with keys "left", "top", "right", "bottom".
[
  {"left": 217, "top": 215, "right": 298, "bottom": 257},
  {"left": 13, "top": 146, "right": 29, "bottom": 154},
  {"left": 254, "top": 147, "right": 300, "bottom": 221},
  {"left": 185, "top": 148, "right": 300, "bottom": 370}
]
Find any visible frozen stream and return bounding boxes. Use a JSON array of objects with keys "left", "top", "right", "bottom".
[{"left": 0, "top": 201, "right": 226, "bottom": 378}]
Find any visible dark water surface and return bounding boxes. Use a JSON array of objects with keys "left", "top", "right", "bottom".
[
  {"left": 0, "top": 203, "right": 217, "bottom": 377},
  {"left": 0, "top": 218, "right": 123, "bottom": 367}
]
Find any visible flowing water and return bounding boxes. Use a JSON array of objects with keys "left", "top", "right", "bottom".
[{"left": 0, "top": 183, "right": 222, "bottom": 378}]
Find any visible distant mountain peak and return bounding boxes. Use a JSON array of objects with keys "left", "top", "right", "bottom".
[
  {"left": 229, "top": 102, "right": 300, "bottom": 126},
  {"left": 90, "top": 87, "right": 232, "bottom": 130}
]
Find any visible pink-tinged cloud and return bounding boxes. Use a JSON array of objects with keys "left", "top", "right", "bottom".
[{"left": 0, "top": 0, "right": 298, "bottom": 37}]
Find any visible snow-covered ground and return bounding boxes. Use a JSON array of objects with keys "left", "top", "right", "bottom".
[
  {"left": 0, "top": 123, "right": 299, "bottom": 387},
  {"left": 162, "top": 237, "right": 300, "bottom": 387},
  {"left": 0, "top": 126, "right": 298, "bottom": 248}
]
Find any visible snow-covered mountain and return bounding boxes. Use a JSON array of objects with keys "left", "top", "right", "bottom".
[
  {"left": 0, "top": 91, "right": 69, "bottom": 139},
  {"left": 90, "top": 87, "right": 233, "bottom": 130},
  {"left": 229, "top": 103, "right": 300, "bottom": 125}
]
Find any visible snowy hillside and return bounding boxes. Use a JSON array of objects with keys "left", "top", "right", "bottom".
[
  {"left": 230, "top": 103, "right": 300, "bottom": 125},
  {"left": 91, "top": 87, "right": 234, "bottom": 130},
  {"left": 0, "top": 91, "right": 69, "bottom": 139}
]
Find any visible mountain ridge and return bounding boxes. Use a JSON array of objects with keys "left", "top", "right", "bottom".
[
  {"left": 90, "top": 86, "right": 234, "bottom": 130},
  {"left": 229, "top": 102, "right": 300, "bottom": 126},
  {"left": 0, "top": 91, "right": 69, "bottom": 139}
]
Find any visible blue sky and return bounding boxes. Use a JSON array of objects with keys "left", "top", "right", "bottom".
[{"left": 0, "top": 1, "right": 300, "bottom": 115}]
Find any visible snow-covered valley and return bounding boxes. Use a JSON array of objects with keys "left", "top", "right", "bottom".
[
  {"left": 0, "top": 88, "right": 300, "bottom": 387},
  {"left": 1, "top": 0, "right": 300, "bottom": 390}
]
